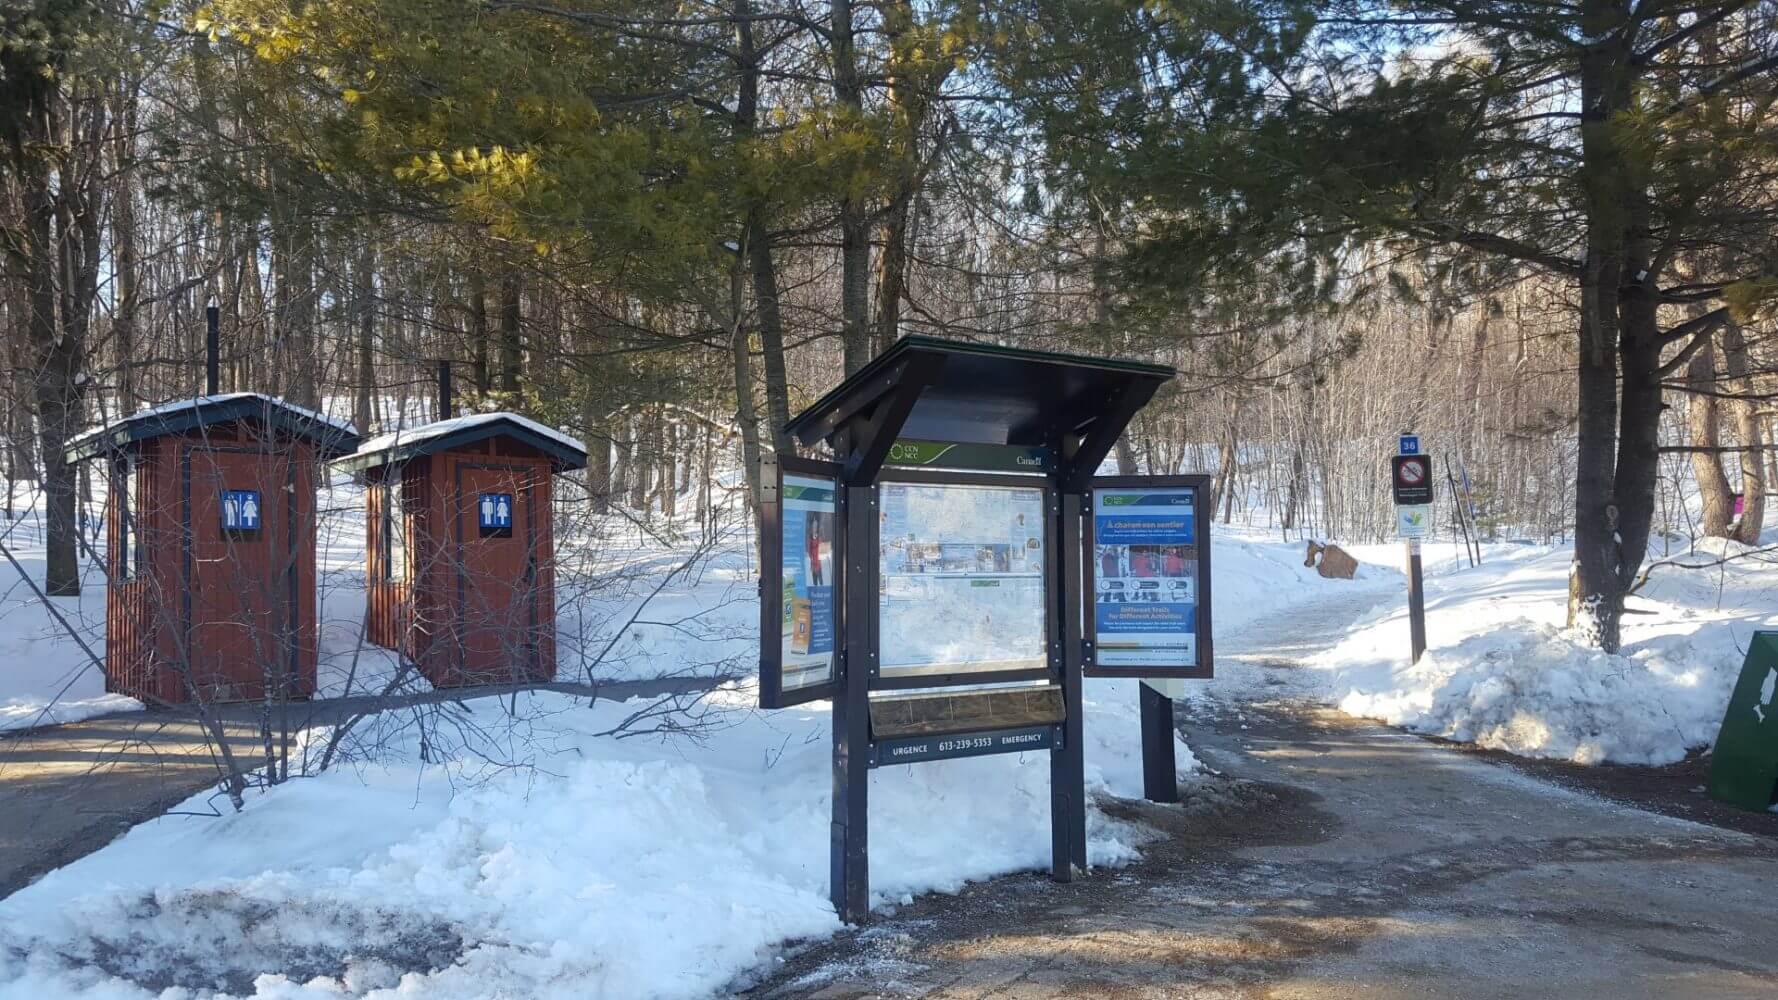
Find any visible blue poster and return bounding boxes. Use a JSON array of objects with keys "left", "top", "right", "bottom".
[
  {"left": 222, "top": 490, "right": 262, "bottom": 531},
  {"left": 1092, "top": 487, "right": 1198, "bottom": 669},
  {"left": 1093, "top": 492, "right": 1196, "bottom": 545}
]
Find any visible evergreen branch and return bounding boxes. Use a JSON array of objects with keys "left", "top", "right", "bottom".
[{"left": 1632, "top": 3, "right": 1748, "bottom": 66}]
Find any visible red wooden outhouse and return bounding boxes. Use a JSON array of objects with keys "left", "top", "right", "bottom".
[
  {"left": 335, "top": 413, "right": 587, "bottom": 687},
  {"left": 63, "top": 393, "right": 362, "bottom": 704}
]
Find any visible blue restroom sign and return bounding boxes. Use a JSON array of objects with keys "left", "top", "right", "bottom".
[
  {"left": 222, "top": 490, "right": 262, "bottom": 531},
  {"left": 478, "top": 493, "right": 515, "bottom": 532}
]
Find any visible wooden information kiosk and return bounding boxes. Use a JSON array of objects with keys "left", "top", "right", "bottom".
[{"left": 756, "top": 336, "right": 1213, "bottom": 922}]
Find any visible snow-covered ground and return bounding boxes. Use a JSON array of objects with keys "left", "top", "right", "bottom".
[
  {"left": 0, "top": 515, "right": 137, "bottom": 732},
  {"left": 0, "top": 681, "right": 1189, "bottom": 998},
  {"left": 1228, "top": 535, "right": 1778, "bottom": 766},
  {"left": 5, "top": 442, "right": 1770, "bottom": 997},
  {"left": 0, "top": 495, "right": 1397, "bottom": 998}
]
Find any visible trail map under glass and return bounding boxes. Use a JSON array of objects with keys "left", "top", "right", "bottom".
[
  {"left": 879, "top": 482, "right": 1046, "bottom": 678},
  {"left": 1091, "top": 487, "right": 1198, "bottom": 668},
  {"left": 781, "top": 474, "right": 837, "bottom": 692}
]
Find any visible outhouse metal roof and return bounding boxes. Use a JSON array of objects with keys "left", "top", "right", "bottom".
[
  {"left": 64, "top": 393, "right": 362, "bottom": 463},
  {"left": 335, "top": 411, "right": 589, "bottom": 474},
  {"left": 785, "top": 335, "right": 1175, "bottom": 449}
]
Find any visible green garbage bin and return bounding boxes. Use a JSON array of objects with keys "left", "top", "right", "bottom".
[{"left": 1708, "top": 630, "right": 1778, "bottom": 812}]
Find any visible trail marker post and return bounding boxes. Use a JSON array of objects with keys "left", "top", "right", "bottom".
[{"left": 1392, "top": 445, "right": 1433, "bottom": 664}]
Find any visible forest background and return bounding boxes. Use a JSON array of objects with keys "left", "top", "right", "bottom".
[{"left": 3, "top": 0, "right": 1776, "bottom": 652}]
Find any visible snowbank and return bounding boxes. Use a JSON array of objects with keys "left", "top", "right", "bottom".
[
  {"left": 0, "top": 680, "right": 1192, "bottom": 999},
  {"left": 1305, "top": 538, "right": 1778, "bottom": 765}
]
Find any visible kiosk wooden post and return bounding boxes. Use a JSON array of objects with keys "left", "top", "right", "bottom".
[
  {"left": 1051, "top": 489, "right": 1088, "bottom": 876},
  {"left": 1139, "top": 683, "right": 1179, "bottom": 803},
  {"left": 833, "top": 482, "right": 873, "bottom": 920}
]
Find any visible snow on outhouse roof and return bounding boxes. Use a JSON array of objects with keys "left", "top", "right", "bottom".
[
  {"left": 334, "top": 412, "right": 588, "bottom": 474},
  {"left": 64, "top": 393, "right": 362, "bottom": 463}
]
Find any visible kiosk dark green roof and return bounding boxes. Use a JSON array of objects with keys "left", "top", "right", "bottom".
[{"left": 784, "top": 335, "right": 1175, "bottom": 487}]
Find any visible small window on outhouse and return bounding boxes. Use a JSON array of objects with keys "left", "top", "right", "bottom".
[
  {"left": 114, "top": 457, "right": 140, "bottom": 582},
  {"left": 381, "top": 484, "right": 407, "bottom": 583}
]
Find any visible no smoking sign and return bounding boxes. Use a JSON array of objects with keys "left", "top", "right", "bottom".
[{"left": 1392, "top": 454, "right": 1434, "bottom": 505}]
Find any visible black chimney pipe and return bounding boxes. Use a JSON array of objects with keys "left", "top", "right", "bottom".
[
  {"left": 437, "top": 359, "right": 453, "bottom": 420},
  {"left": 205, "top": 304, "right": 220, "bottom": 396}
]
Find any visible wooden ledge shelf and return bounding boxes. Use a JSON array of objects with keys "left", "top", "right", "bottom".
[{"left": 869, "top": 686, "right": 1065, "bottom": 739}]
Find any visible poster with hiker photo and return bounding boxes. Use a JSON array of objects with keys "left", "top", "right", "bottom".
[{"left": 780, "top": 475, "right": 836, "bottom": 690}]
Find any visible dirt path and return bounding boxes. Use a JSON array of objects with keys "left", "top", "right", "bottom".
[
  {"left": 0, "top": 677, "right": 720, "bottom": 898},
  {"left": 746, "top": 584, "right": 1778, "bottom": 999}
]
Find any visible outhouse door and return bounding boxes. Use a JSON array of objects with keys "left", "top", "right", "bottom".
[
  {"left": 454, "top": 463, "right": 539, "bottom": 681},
  {"left": 186, "top": 447, "right": 295, "bottom": 700}
]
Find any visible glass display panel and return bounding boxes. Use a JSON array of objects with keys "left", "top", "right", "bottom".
[
  {"left": 1091, "top": 486, "right": 1199, "bottom": 668},
  {"left": 780, "top": 473, "right": 838, "bottom": 692},
  {"left": 879, "top": 482, "right": 1046, "bottom": 678}
]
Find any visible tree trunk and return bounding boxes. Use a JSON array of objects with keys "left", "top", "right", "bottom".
[
  {"left": 584, "top": 399, "right": 612, "bottom": 514},
  {"left": 499, "top": 272, "right": 523, "bottom": 396},
  {"left": 658, "top": 417, "right": 678, "bottom": 519},
  {"left": 873, "top": 191, "right": 911, "bottom": 357},
  {"left": 746, "top": 219, "right": 794, "bottom": 454},
  {"left": 354, "top": 242, "right": 376, "bottom": 432},
  {"left": 284, "top": 221, "right": 319, "bottom": 409},
  {"left": 1722, "top": 322, "right": 1766, "bottom": 544},
  {"left": 1686, "top": 341, "right": 1734, "bottom": 537},
  {"left": 1114, "top": 437, "right": 1137, "bottom": 475},
  {"left": 469, "top": 270, "right": 492, "bottom": 396},
  {"left": 870, "top": 0, "right": 929, "bottom": 358},
  {"left": 628, "top": 414, "right": 652, "bottom": 509},
  {"left": 729, "top": 258, "right": 766, "bottom": 518},
  {"left": 1211, "top": 397, "right": 1240, "bottom": 525},
  {"left": 831, "top": 0, "right": 871, "bottom": 374},
  {"left": 112, "top": 101, "right": 140, "bottom": 411},
  {"left": 1281, "top": 442, "right": 1306, "bottom": 533},
  {"left": 26, "top": 179, "right": 85, "bottom": 595},
  {"left": 34, "top": 94, "right": 106, "bottom": 596},
  {"left": 732, "top": 1, "right": 794, "bottom": 454},
  {"left": 611, "top": 415, "right": 631, "bottom": 503},
  {"left": 1568, "top": 18, "right": 1636, "bottom": 651}
]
